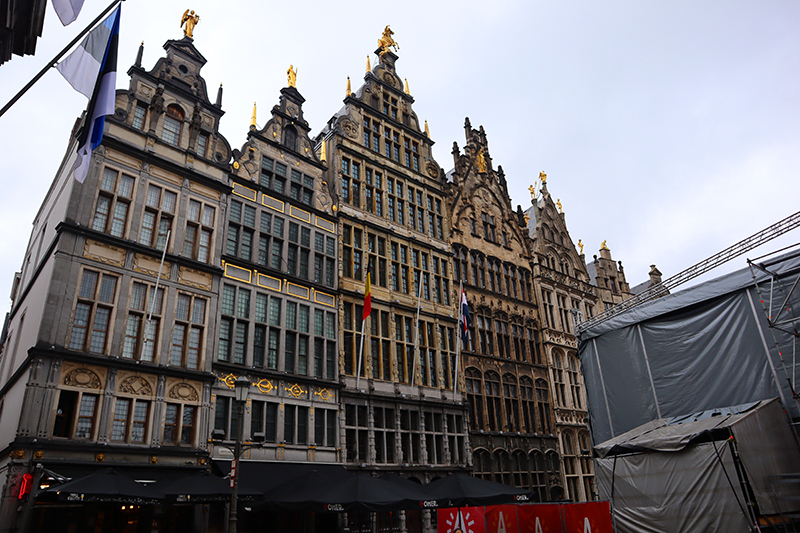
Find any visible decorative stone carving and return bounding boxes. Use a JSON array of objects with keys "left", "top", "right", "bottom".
[
  {"left": 119, "top": 376, "right": 153, "bottom": 396},
  {"left": 64, "top": 368, "right": 101, "bottom": 389},
  {"left": 340, "top": 117, "right": 358, "bottom": 139},
  {"left": 168, "top": 382, "right": 199, "bottom": 401}
]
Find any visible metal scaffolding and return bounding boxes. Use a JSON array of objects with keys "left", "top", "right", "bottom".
[{"left": 577, "top": 210, "right": 800, "bottom": 335}]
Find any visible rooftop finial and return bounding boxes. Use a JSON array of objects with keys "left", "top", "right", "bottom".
[
  {"left": 320, "top": 139, "right": 327, "bottom": 162},
  {"left": 424, "top": 120, "right": 430, "bottom": 138},
  {"left": 346, "top": 77, "right": 351, "bottom": 97},
  {"left": 557, "top": 199, "right": 562, "bottom": 213},
  {"left": 135, "top": 41, "right": 144, "bottom": 67},
  {"left": 404, "top": 78, "right": 410, "bottom": 94},
  {"left": 250, "top": 102, "right": 257, "bottom": 128},
  {"left": 366, "top": 55, "right": 371, "bottom": 72},
  {"left": 181, "top": 9, "right": 199, "bottom": 39},
  {"left": 539, "top": 171, "right": 547, "bottom": 183}
]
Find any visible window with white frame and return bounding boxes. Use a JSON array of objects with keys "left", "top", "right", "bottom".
[
  {"left": 92, "top": 167, "right": 134, "bottom": 238},
  {"left": 69, "top": 269, "right": 118, "bottom": 354},
  {"left": 139, "top": 184, "right": 177, "bottom": 251}
]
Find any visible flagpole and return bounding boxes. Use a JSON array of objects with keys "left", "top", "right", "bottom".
[
  {"left": 356, "top": 273, "right": 371, "bottom": 390},
  {"left": 356, "top": 317, "right": 366, "bottom": 390},
  {"left": 0, "top": 0, "right": 123, "bottom": 119},
  {"left": 454, "top": 281, "right": 463, "bottom": 394},
  {"left": 412, "top": 271, "right": 423, "bottom": 387}
]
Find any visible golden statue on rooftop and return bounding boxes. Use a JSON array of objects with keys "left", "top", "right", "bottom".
[
  {"left": 476, "top": 148, "right": 487, "bottom": 173},
  {"left": 578, "top": 239, "right": 584, "bottom": 254},
  {"left": 181, "top": 9, "right": 199, "bottom": 38},
  {"left": 539, "top": 171, "right": 547, "bottom": 183},
  {"left": 557, "top": 199, "right": 562, "bottom": 213},
  {"left": 601, "top": 240, "right": 609, "bottom": 250},
  {"left": 528, "top": 182, "right": 538, "bottom": 200},
  {"left": 378, "top": 26, "right": 399, "bottom": 57},
  {"left": 287, "top": 65, "right": 297, "bottom": 88}
]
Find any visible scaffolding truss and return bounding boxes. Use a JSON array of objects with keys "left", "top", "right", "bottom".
[{"left": 577, "top": 210, "right": 800, "bottom": 335}]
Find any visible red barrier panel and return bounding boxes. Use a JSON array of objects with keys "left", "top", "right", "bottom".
[
  {"left": 516, "top": 503, "right": 563, "bottom": 533},
  {"left": 439, "top": 501, "right": 612, "bottom": 533},
  {"left": 485, "top": 505, "right": 519, "bottom": 533},
  {"left": 438, "top": 506, "right": 486, "bottom": 533},
  {"left": 562, "top": 502, "right": 612, "bottom": 533}
]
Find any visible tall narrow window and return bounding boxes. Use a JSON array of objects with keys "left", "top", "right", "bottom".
[
  {"left": 69, "top": 270, "right": 118, "bottom": 354},
  {"left": 162, "top": 105, "right": 185, "bottom": 146},
  {"left": 92, "top": 167, "right": 134, "bottom": 238}
]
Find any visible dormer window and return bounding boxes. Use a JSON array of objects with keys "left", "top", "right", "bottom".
[
  {"left": 283, "top": 125, "right": 298, "bottom": 152},
  {"left": 163, "top": 104, "right": 184, "bottom": 146}
]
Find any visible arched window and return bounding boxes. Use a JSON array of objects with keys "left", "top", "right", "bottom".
[
  {"left": 568, "top": 353, "right": 583, "bottom": 409},
  {"left": 162, "top": 104, "right": 184, "bottom": 146},
  {"left": 530, "top": 451, "right": 547, "bottom": 501},
  {"left": 513, "top": 449, "right": 530, "bottom": 489},
  {"left": 282, "top": 125, "right": 298, "bottom": 151},
  {"left": 465, "top": 368, "right": 484, "bottom": 430},
  {"left": 552, "top": 350, "right": 567, "bottom": 407},
  {"left": 520, "top": 376, "right": 535, "bottom": 433},
  {"left": 484, "top": 371, "right": 502, "bottom": 431},
  {"left": 503, "top": 374, "right": 520, "bottom": 432},
  {"left": 493, "top": 449, "right": 513, "bottom": 486},
  {"left": 536, "top": 378, "right": 551, "bottom": 433},
  {"left": 473, "top": 448, "right": 492, "bottom": 480}
]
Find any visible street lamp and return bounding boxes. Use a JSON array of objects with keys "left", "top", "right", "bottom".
[{"left": 228, "top": 376, "right": 251, "bottom": 533}]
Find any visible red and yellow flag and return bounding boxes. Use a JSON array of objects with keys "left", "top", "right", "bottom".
[{"left": 362, "top": 272, "right": 372, "bottom": 320}]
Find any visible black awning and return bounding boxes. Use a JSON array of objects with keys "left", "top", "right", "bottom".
[
  {"left": 212, "top": 460, "right": 350, "bottom": 493},
  {"left": 44, "top": 468, "right": 162, "bottom": 504},
  {"left": 423, "top": 474, "right": 535, "bottom": 507}
]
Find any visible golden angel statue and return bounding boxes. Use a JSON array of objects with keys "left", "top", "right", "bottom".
[
  {"left": 287, "top": 65, "right": 297, "bottom": 88},
  {"left": 539, "top": 171, "right": 547, "bottom": 183},
  {"left": 181, "top": 9, "right": 199, "bottom": 38},
  {"left": 378, "top": 25, "right": 399, "bottom": 56}
]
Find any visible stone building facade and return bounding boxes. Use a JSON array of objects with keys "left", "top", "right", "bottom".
[
  {"left": 446, "top": 121, "right": 563, "bottom": 501},
  {"left": 525, "top": 178, "right": 599, "bottom": 502},
  {"left": 212, "top": 82, "right": 339, "bottom": 465},
  {"left": 316, "top": 45, "right": 469, "bottom": 483},
  {"left": 0, "top": 36, "right": 234, "bottom": 531}
]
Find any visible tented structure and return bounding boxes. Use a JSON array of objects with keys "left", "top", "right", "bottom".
[
  {"left": 594, "top": 398, "right": 800, "bottom": 532},
  {"left": 579, "top": 248, "right": 800, "bottom": 444}
]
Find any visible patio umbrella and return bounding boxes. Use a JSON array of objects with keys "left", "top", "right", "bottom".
[
  {"left": 424, "top": 474, "right": 534, "bottom": 507},
  {"left": 155, "top": 470, "right": 262, "bottom": 502},
  {"left": 263, "top": 469, "right": 434, "bottom": 512},
  {"left": 46, "top": 468, "right": 162, "bottom": 503},
  {"left": 379, "top": 473, "right": 442, "bottom": 509}
]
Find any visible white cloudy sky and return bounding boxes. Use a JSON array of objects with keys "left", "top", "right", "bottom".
[{"left": 1, "top": 0, "right": 799, "bottom": 309}]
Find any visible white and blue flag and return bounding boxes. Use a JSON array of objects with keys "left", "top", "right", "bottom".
[{"left": 56, "top": 6, "right": 120, "bottom": 182}]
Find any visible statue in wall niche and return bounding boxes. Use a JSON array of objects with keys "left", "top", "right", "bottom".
[
  {"left": 181, "top": 9, "right": 200, "bottom": 39},
  {"left": 476, "top": 148, "right": 487, "bottom": 173}
]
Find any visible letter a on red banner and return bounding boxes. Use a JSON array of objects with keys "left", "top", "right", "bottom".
[
  {"left": 485, "top": 505, "right": 519, "bottom": 533},
  {"left": 438, "top": 507, "right": 486, "bottom": 533},
  {"left": 562, "top": 502, "right": 612, "bottom": 533},
  {"left": 516, "top": 504, "right": 562, "bottom": 533}
]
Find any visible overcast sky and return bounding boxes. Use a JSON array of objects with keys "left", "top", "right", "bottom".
[{"left": 1, "top": 0, "right": 798, "bottom": 310}]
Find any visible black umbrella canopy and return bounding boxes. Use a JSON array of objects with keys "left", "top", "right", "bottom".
[
  {"left": 263, "top": 470, "right": 434, "bottom": 512},
  {"left": 46, "top": 468, "right": 161, "bottom": 503},
  {"left": 424, "top": 474, "right": 534, "bottom": 507},
  {"left": 155, "top": 470, "right": 262, "bottom": 502}
]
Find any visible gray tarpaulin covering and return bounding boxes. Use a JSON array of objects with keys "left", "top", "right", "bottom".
[
  {"left": 594, "top": 399, "right": 800, "bottom": 532},
  {"left": 579, "top": 248, "right": 800, "bottom": 444},
  {"left": 595, "top": 443, "right": 750, "bottom": 533}
]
